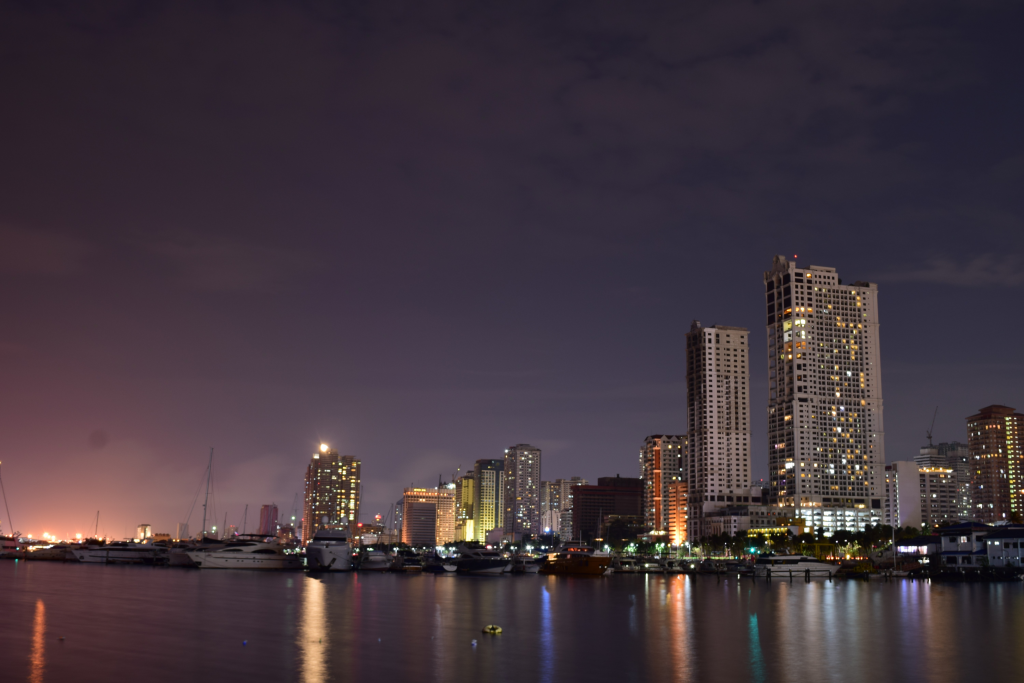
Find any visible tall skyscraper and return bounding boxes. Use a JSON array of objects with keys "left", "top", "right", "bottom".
[
  {"left": 473, "top": 459, "right": 505, "bottom": 542},
  {"left": 764, "top": 257, "right": 884, "bottom": 530},
  {"left": 640, "top": 435, "right": 686, "bottom": 531},
  {"left": 967, "top": 405, "right": 1024, "bottom": 523},
  {"left": 503, "top": 444, "right": 542, "bottom": 538},
  {"left": 258, "top": 504, "right": 279, "bottom": 536},
  {"left": 302, "top": 444, "right": 362, "bottom": 544},
  {"left": 686, "top": 322, "right": 751, "bottom": 540},
  {"left": 454, "top": 472, "right": 475, "bottom": 542}
]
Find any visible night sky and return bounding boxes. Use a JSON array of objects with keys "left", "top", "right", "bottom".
[{"left": 1, "top": 2, "right": 1022, "bottom": 539}]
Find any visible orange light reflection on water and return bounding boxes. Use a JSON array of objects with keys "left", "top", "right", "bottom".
[{"left": 30, "top": 599, "right": 45, "bottom": 683}]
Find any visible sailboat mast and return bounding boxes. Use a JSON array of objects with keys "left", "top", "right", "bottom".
[
  {"left": 95, "top": 511, "right": 99, "bottom": 537},
  {"left": 201, "top": 448, "right": 213, "bottom": 539},
  {"left": 242, "top": 504, "right": 248, "bottom": 535}
]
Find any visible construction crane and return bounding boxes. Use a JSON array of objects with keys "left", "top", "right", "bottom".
[{"left": 926, "top": 406, "right": 938, "bottom": 446}]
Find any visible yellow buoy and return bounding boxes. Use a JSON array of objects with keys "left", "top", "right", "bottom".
[{"left": 481, "top": 625, "right": 502, "bottom": 635}]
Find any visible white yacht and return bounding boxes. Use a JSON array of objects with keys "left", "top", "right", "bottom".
[
  {"left": 306, "top": 529, "right": 353, "bottom": 571},
  {"left": 753, "top": 554, "right": 837, "bottom": 577},
  {"left": 186, "top": 539, "right": 301, "bottom": 570},
  {"left": 73, "top": 542, "right": 167, "bottom": 565}
]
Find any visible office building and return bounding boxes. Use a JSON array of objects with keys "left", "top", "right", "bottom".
[
  {"left": 572, "top": 476, "right": 642, "bottom": 542},
  {"left": 503, "top": 444, "right": 542, "bottom": 538},
  {"left": 136, "top": 524, "right": 152, "bottom": 540},
  {"left": 641, "top": 434, "right": 686, "bottom": 531},
  {"left": 454, "top": 472, "right": 475, "bottom": 542},
  {"left": 665, "top": 481, "right": 688, "bottom": 545},
  {"left": 686, "top": 322, "right": 751, "bottom": 540},
  {"left": 967, "top": 405, "right": 1024, "bottom": 523},
  {"left": 473, "top": 459, "right": 505, "bottom": 542},
  {"left": 258, "top": 504, "right": 279, "bottom": 536},
  {"left": 764, "top": 256, "right": 885, "bottom": 533},
  {"left": 401, "top": 489, "right": 438, "bottom": 547},
  {"left": 175, "top": 523, "right": 189, "bottom": 541},
  {"left": 302, "top": 444, "right": 362, "bottom": 544}
]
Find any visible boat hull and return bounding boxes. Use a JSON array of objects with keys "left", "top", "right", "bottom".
[
  {"left": 457, "top": 558, "right": 510, "bottom": 575},
  {"left": 72, "top": 548, "right": 166, "bottom": 565},
  {"left": 306, "top": 545, "right": 353, "bottom": 572},
  {"left": 538, "top": 555, "right": 611, "bottom": 576},
  {"left": 186, "top": 552, "right": 301, "bottom": 570}
]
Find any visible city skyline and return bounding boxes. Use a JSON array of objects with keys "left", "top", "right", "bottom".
[{"left": 2, "top": 3, "right": 1023, "bottom": 538}]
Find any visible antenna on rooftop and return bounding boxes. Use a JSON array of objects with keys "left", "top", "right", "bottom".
[{"left": 926, "top": 406, "right": 938, "bottom": 447}]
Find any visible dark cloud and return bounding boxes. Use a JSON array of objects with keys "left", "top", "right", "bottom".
[{"left": 0, "top": 1, "right": 1021, "bottom": 534}]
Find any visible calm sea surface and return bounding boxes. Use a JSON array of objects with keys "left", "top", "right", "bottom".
[{"left": 2, "top": 561, "right": 1023, "bottom": 683}]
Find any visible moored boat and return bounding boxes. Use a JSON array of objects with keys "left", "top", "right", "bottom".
[
  {"left": 358, "top": 548, "right": 391, "bottom": 571},
  {"left": 455, "top": 543, "right": 509, "bottom": 575},
  {"left": 538, "top": 544, "right": 611, "bottom": 576},
  {"left": 73, "top": 542, "right": 168, "bottom": 565},
  {"left": 306, "top": 529, "right": 354, "bottom": 572},
  {"left": 186, "top": 538, "right": 301, "bottom": 570},
  {"left": 753, "top": 554, "right": 837, "bottom": 577}
]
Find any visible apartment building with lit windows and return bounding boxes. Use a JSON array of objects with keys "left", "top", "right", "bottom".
[
  {"left": 763, "top": 256, "right": 884, "bottom": 534},
  {"left": 640, "top": 435, "right": 686, "bottom": 531},
  {"left": 472, "top": 459, "right": 505, "bottom": 542},
  {"left": 503, "top": 444, "right": 542, "bottom": 538},
  {"left": 916, "top": 441, "right": 972, "bottom": 521},
  {"left": 454, "top": 472, "right": 475, "bottom": 542},
  {"left": 686, "top": 322, "right": 751, "bottom": 541},
  {"left": 302, "top": 445, "right": 361, "bottom": 544},
  {"left": 967, "top": 405, "right": 1024, "bottom": 523}
]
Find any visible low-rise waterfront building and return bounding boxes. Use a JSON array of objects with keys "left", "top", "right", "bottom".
[
  {"left": 939, "top": 522, "right": 992, "bottom": 567},
  {"left": 983, "top": 527, "right": 1024, "bottom": 567}
]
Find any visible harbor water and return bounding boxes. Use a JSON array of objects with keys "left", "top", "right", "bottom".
[{"left": 2, "top": 561, "right": 1022, "bottom": 682}]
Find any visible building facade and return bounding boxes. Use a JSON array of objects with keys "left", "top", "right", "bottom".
[
  {"left": 967, "top": 405, "right": 1023, "bottom": 523},
  {"left": 686, "top": 322, "right": 751, "bottom": 541},
  {"left": 553, "top": 477, "right": 587, "bottom": 538},
  {"left": 572, "top": 476, "right": 642, "bottom": 542},
  {"left": 764, "top": 256, "right": 885, "bottom": 534},
  {"left": 302, "top": 445, "right": 361, "bottom": 544},
  {"left": 503, "top": 444, "right": 542, "bottom": 538},
  {"left": 917, "top": 441, "right": 972, "bottom": 521},
  {"left": 665, "top": 481, "right": 688, "bottom": 545},
  {"left": 473, "top": 459, "right": 505, "bottom": 542},
  {"left": 641, "top": 434, "right": 686, "bottom": 532},
  {"left": 454, "top": 473, "right": 475, "bottom": 542},
  {"left": 400, "top": 486, "right": 455, "bottom": 547}
]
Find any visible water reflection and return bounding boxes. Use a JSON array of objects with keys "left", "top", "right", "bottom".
[
  {"left": 30, "top": 599, "right": 44, "bottom": 683},
  {"left": 299, "top": 576, "right": 328, "bottom": 683},
  {"left": 539, "top": 586, "right": 553, "bottom": 683},
  {"left": 748, "top": 614, "right": 765, "bottom": 683}
]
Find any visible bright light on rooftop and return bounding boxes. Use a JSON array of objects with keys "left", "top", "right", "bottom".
[{"left": 320, "top": 443, "right": 329, "bottom": 452}]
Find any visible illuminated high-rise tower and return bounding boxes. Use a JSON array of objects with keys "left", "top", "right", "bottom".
[
  {"left": 764, "top": 256, "right": 884, "bottom": 529},
  {"left": 503, "top": 444, "right": 542, "bottom": 538},
  {"left": 302, "top": 444, "right": 361, "bottom": 544},
  {"left": 640, "top": 435, "right": 686, "bottom": 531},
  {"left": 686, "top": 323, "right": 751, "bottom": 540}
]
